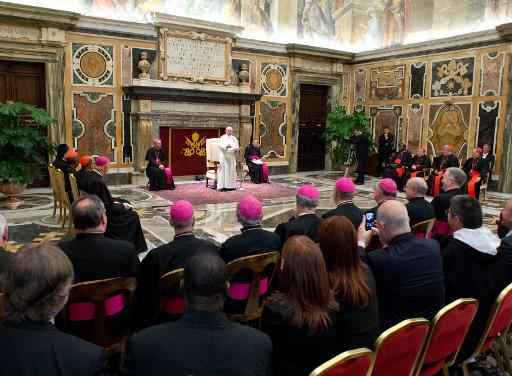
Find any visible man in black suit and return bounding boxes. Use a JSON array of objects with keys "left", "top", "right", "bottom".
[
  {"left": 0, "top": 214, "right": 12, "bottom": 276},
  {"left": 134, "top": 200, "right": 218, "bottom": 329},
  {"left": 431, "top": 167, "right": 466, "bottom": 246},
  {"left": 123, "top": 252, "right": 272, "bottom": 376},
  {"left": 498, "top": 198, "right": 512, "bottom": 276},
  {"left": 358, "top": 200, "right": 445, "bottom": 330},
  {"left": 322, "top": 177, "right": 364, "bottom": 229},
  {"left": 221, "top": 196, "right": 281, "bottom": 313},
  {"left": 443, "top": 196, "right": 508, "bottom": 364},
  {"left": 378, "top": 127, "right": 394, "bottom": 176},
  {"left": 220, "top": 195, "right": 280, "bottom": 263},
  {"left": 352, "top": 130, "right": 370, "bottom": 184},
  {"left": 58, "top": 195, "right": 139, "bottom": 283},
  {"left": 275, "top": 185, "right": 322, "bottom": 243},
  {"left": 481, "top": 143, "right": 495, "bottom": 182},
  {"left": 405, "top": 177, "right": 434, "bottom": 227},
  {"left": 0, "top": 243, "right": 107, "bottom": 376}
]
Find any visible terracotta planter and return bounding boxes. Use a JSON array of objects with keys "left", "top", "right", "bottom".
[{"left": 0, "top": 182, "right": 26, "bottom": 209}]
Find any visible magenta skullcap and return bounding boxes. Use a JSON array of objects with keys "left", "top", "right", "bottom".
[
  {"left": 95, "top": 156, "right": 110, "bottom": 167},
  {"left": 238, "top": 195, "right": 263, "bottom": 220},
  {"left": 297, "top": 184, "right": 320, "bottom": 200},
  {"left": 378, "top": 178, "right": 398, "bottom": 194},
  {"left": 170, "top": 200, "right": 194, "bottom": 222},
  {"left": 335, "top": 177, "right": 355, "bottom": 193}
]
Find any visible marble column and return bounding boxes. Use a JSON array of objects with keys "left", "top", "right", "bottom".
[{"left": 500, "top": 56, "right": 512, "bottom": 193}]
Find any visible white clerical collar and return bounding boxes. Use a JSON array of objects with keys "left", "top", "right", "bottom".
[{"left": 507, "top": 230, "right": 512, "bottom": 238}]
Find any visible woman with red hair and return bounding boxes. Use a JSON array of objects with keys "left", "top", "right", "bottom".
[
  {"left": 261, "top": 235, "right": 340, "bottom": 376},
  {"left": 318, "top": 216, "right": 379, "bottom": 350}
]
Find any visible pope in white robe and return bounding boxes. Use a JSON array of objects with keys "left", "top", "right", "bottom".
[{"left": 217, "top": 127, "right": 239, "bottom": 191}]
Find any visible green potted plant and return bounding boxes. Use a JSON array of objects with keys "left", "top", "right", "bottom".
[
  {"left": 323, "top": 105, "right": 373, "bottom": 170},
  {"left": 0, "top": 102, "right": 55, "bottom": 208}
]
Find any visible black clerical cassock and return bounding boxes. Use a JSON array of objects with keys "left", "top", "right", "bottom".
[
  {"left": 78, "top": 170, "right": 147, "bottom": 253},
  {"left": 244, "top": 144, "right": 268, "bottom": 184},
  {"left": 145, "top": 147, "right": 175, "bottom": 191}
]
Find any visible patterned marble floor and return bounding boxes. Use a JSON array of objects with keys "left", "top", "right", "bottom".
[{"left": 1, "top": 171, "right": 510, "bottom": 253}]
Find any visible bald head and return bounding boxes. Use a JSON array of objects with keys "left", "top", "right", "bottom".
[
  {"left": 442, "top": 145, "right": 452, "bottom": 156},
  {"left": 502, "top": 198, "right": 512, "bottom": 230},
  {"left": 377, "top": 200, "right": 411, "bottom": 244}
]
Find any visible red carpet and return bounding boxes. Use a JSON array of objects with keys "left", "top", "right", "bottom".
[{"left": 154, "top": 181, "right": 296, "bottom": 205}]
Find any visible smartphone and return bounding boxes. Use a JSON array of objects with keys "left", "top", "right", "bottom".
[{"left": 365, "top": 212, "right": 375, "bottom": 231}]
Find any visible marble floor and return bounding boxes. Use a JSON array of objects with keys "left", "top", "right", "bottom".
[{"left": 1, "top": 171, "right": 510, "bottom": 254}]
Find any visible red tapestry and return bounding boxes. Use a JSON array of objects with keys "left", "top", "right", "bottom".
[{"left": 167, "top": 128, "right": 220, "bottom": 176}]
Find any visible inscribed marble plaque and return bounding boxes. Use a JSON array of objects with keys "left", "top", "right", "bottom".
[{"left": 166, "top": 36, "right": 227, "bottom": 81}]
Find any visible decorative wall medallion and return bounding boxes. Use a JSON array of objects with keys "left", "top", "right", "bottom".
[
  {"left": 480, "top": 52, "right": 504, "bottom": 96},
  {"left": 260, "top": 101, "right": 287, "bottom": 158},
  {"left": 410, "top": 62, "right": 426, "bottom": 99},
  {"left": 431, "top": 57, "right": 474, "bottom": 97},
  {"left": 369, "top": 65, "right": 405, "bottom": 100},
  {"left": 261, "top": 63, "right": 288, "bottom": 96},
  {"left": 72, "top": 43, "right": 114, "bottom": 86}
]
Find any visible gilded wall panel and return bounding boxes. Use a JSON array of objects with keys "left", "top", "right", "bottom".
[
  {"left": 480, "top": 52, "right": 505, "bottom": 96},
  {"left": 369, "top": 64, "right": 405, "bottom": 100},
  {"left": 428, "top": 103, "right": 471, "bottom": 158},
  {"left": 370, "top": 106, "right": 403, "bottom": 148},
  {"left": 431, "top": 57, "right": 475, "bottom": 97},
  {"left": 410, "top": 62, "right": 427, "bottom": 99},
  {"left": 259, "top": 100, "right": 287, "bottom": 158},
  {"left": 477, "top": 101, "right": 501, "bottom": 151},
  {"left": 72, "top": 92, "right": 116, "bottom": 160},
  {"left": 354, "top": 68, "right": 367, "bottom": 110},
  {"left": 407, "top": 104, "right": 423, "bottom": 153}
]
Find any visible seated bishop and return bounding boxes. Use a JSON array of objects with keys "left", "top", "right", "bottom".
[
  {"left": 382, "top": 144, "right": 412, "bottom": 191},
  {"left": 77, "top": 156, "right": 147, "bottom": 253},
  {"left": 462, "top": 148, "right": 489, "bottom": 199},
  {"left": 244, "top": 139, "right": 269, "bottom": 184},
  {"left": 406, "top": 147, "right": 431, "bottom": 180},
  {"left": 145, "top": 138, "right": 175, "bottom": 191},
  {"left": 428, "top": 145, "right": 460, "bottom": 197},
  {"left": 275, "top": 185, "right": 322, "bottom": 244}
]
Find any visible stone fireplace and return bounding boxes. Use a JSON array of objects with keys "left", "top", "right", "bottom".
[{"left": 123, "top": 14, "right": 261, "bottom": 176}]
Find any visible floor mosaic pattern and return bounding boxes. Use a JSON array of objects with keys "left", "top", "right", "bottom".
[{"left": 1, "top": 171, "right": 510, "bottom": 254}]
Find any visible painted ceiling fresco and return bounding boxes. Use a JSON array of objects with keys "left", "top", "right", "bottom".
[{"left": 7, "top": 0, "right": 512, "bottom": 52}]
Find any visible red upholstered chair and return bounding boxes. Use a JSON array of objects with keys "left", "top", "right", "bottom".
[
  {"left": 309, "top": 348, "right": 373, "bottom": 376},
  {"left": 462, "top": 282, "right": 512, "bottom": 375},
  {"left": 414, "top": 298, "right": 479, "bottom": 376},
  {"left": 369, "top": 318, "right": 430, "bottom": 376},
  {"left": 159, "top": 268, "right": 185, "bottom": 317}
]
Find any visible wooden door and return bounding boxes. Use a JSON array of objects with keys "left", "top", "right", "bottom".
[
  {"left": 297, "top": 84, "right": 328, "bottom": 171},
  {"left": 0, "top": 60, "right": 48, "bottom": 186}
]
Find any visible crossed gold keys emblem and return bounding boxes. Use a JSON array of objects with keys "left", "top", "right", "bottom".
[{"left": 182, "top": 132, "right": 206, "bottom": 157}]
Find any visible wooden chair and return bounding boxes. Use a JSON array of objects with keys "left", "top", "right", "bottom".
[
  {"left": 309, "top": 348, "right": 373, "bottom": 376},
  {"left": 414, "top": 298, "right": 478, "bottom": 376},
  {"left": 369, "top": 318, "right": 430, "bottom": 376},
  {"left": 0, "top": 293, "right": 7, "bottom": 322},
  {"left": 69, "top": 174, "right": 80, "bottom": 203},
  {"left": 225, "top": 251, "right": 280, "bottom": 323},
  {"left": 61, "top": 277, "right": 136, "bottom": 351},
  {"left": 411, "top": 219, "right": 435, "bottom": 239},
  {"left": 159, "top": 268, "right": 185, "bottom": 318},
  {"left": 54, "top": 169, "right": 73, "bottom": 233},
  {"left": 206, "top": 138, "right": 220, "bottom": 189},
  {"left": 47, "top": 164, "right": 61, "bottom": 219},
  {"left": 462, "top": 282, "right": 512, "bottom": 376}
]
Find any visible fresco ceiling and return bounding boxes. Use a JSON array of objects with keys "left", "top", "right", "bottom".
[{"left": 6, "top": 0, "right": 512, "bottom": 52}]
